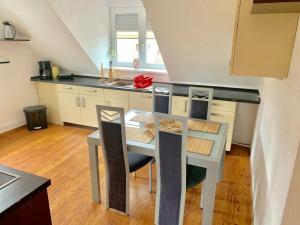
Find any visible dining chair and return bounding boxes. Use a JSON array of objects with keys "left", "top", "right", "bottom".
[
  {"left": 96, "top": 105, "right": 153, "bottom": 215},
  {"left": 188, "top": 87, "right": 213, "bottom": 120},
  {"left": 154, "top": 113, "right": 206, "bottom": 225},
  {"left": 152, "top": 83, "right": 173, "bottom": 114}
]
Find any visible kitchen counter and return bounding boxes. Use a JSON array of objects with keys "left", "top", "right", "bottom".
[
  {"left": 31, "top": 75, "right": 260, "bottom": 104},
  {"left": 0, "top": 164, "right": 51, "bottom": 218}
]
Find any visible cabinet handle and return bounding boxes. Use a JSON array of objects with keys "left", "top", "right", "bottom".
[
  {"left": 184, "top": 100, "right": 188, "bottom": 112},
  {"left": 212, "top": 103, "right": 218, "bottom": 106},
  {"left": 64, "top": 86, "right": 73, "bottom": 90},
  {"left": 75, "top": 97, "right": 80, "bottom": 107},
  {"left": 107, "top": 100, "right": 110, "bottom": 106},
  {"left": 142, "top": 96, "right": 152, "bottom": 99},
  {"left": 87, "top": 89, "right": 97, "bottom": 92},
  {"left": 210, "top": 112, "right": 220, "bottom": 116},
  {"left": 81, "top": 97, "right": 86, "bottom": 107}
]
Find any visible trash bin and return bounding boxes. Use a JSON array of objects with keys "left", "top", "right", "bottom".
[{"left": 23, "top": 105, "right": 48, "bottom": 131}]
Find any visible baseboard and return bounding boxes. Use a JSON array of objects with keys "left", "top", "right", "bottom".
[{"left": 0, "top": 119, "right": 26, "bottom": 134}]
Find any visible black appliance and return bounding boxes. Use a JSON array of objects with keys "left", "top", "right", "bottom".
[
  {"left": 57, "top": 73, "right": 74, "bottom": 80},
  {"left": 38, "top": 61, "right": 53, "bottom": 80}
]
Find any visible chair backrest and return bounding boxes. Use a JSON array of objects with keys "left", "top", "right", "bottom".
[
  {"left": 188, "top": 87, "right": 213, "bottom": 120},
  {"left": 152, "top": 83, "right": 173, "bottom": 114},
  {"left": 154, "top": 113, "right": 187, "bottom": 225},
  {"left": 96, "top": 105, "right": 129, "bottom": 214}
]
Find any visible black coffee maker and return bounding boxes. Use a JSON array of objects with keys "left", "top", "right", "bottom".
[{"left": 39, "top": 61, "right": 53, "bottom": 80}]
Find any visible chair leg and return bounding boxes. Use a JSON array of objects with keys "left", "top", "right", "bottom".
[
  {"left": 149, "top": 159, "right": 154, "bottom": 193},
  {"left": 200, "top": 180, "right": 206, "bottom": 209}
]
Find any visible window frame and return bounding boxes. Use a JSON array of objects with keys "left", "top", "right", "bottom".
[{"left": 110, "top": 7, "right": 165, "bottom": 70}]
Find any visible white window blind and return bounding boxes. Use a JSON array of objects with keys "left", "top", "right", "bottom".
[{"left": 115, "top": 13, "right": 138, "bottom": 31}]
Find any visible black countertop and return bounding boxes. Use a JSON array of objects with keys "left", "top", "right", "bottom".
[
  {"left": 31, "top": 75, "right": 260, "bottom": 104},
  {"left": 0, "top": 164, "right": 51, "bottom": 217}
]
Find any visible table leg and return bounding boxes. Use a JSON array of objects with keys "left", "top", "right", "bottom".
[
  {"left": 217, "top": 149, "right": 225, "bottom": 182},
  {"left": 202, "top": 166, "right": 218, "bottom": 225},
  {"left": 200, "top": 180, "right": 205, "bottom": 209},
  {"left": 88, "top": 142, "right": 101, "bottom": 203}
]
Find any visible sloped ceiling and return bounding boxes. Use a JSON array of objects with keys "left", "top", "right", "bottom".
[
  {"left": 0, "top": 0, "right": 109, "bottom": 75},
  {"left": 142, "top": 0, "right": 261, "bottom": 87},
  {"left": 48, "top": 0, "right": 110, "bottom": 70}
]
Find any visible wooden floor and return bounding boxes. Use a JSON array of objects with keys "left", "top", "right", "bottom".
[{"left": 0, "top": 124, "right": 252, "bottom": 225}]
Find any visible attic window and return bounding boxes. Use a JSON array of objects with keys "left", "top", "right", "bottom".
[{"left": 110, "top": 7, "right": 165, "bottom": 70}]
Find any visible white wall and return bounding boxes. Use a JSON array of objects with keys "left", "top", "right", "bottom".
[
  {"left": 251, "top": 19, "right": 300, "bottom": 225},
  {"left": 0, "top": 0, "right": 99, "bottom": 75},
  {"left": 281, "top": 143, "right": 300, "bottom": 225},
  {"left": 106, "top": 0, "right": 143, "bottom": 7},
  {"left": 0, "top": 42, "right": 40, "bottom": 133},
  {"left": 142, "top": 0, "right": 261, "bottom": 89},
  {"left": 48, "top": 0, "right": 110, "bottom": 69}
]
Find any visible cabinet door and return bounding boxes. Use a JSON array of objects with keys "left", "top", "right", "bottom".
[
  {"left": 172, "top": 96, "right": 188, "bottom": 116},
  {"left": 80, "top": 95, "right": 105, "bottom": 127},
  {"left": 129, "top": 92, "right": 152, "bottom": 112},
  {"left": 231, "top": 0, "right": 298, "bottom": 78},
  {"left": 37, "top": 83, "right": 61, "bottom": 125},
  {"left": 105, "top": 98, "right": 129, "bottom": 112},
  {"left": 57, "top": 92, "right": 81, "bottom": 124}
]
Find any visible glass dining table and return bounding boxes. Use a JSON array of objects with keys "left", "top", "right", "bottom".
[{"left": 87, "top": 110, "right": 228, "bottom": 225}]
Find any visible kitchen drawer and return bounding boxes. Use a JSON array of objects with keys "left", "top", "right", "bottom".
[
  {"left": 105, "top": 98, "right": 128, "bottom": 112},
  {"left": 104, "top": 89, "right": 129, "bottom": 100},
  {"left": 211, "top": 100, "right": 236, "bottom": 112},
  {"left": 80, "top": 86, "right": 104, "bottom": 96},
  {"left": 57, "top": 84, "right": 80, "bottom": 94},
  {"left": 210, "top": 110, "right": 235, "bottom": 132}
]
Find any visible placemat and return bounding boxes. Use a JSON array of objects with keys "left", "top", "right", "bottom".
[
  {"left": 187, "top": 137, "right": 213, "bottom": 156},
  {"left": 130, "top": 114, "right": 154, "bottom": 124},
  {"left": 126, "top": 126, "right": 154, "bottom": 144},
  {"left": 188, "top": 120, "right": 220, "bottom": 134}
]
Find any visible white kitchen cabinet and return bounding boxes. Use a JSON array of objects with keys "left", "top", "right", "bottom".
[
  {"left": 80, "top": 86, "right": 104, "bottom": 96},
  {"left": 210, "top": 101, "right": 236, "bottom": 151},
  {"left": 36, "top": 83, "right": 62, "bottom": 125},
  {"left": 57, "top": 92, "right": 82, "bottom": 125},
  {"left": 129, "top": 92, "right": 153, "bottom": 112},
  {"left": 80, "top": 95, "right": 105, "bottom": 127},
  {"left": 57, "top": 85, "right": 105, "bottom": 127},
  {"left": 230, "top": 0, "right": 299, "bottom": 78},
  {"left": 104, "top": 89, "right": 129, "bottom": 112},
  {"left": 57, "top": 84, "right": 80, "bottom": 94},
  {"left": 104, "top": 89, "right": 128, "bottom": 99},
  {"left": 105, "top": 98, "right": 129, "bottom": 112},
  {"left": 57, "top": 85, "right": 129, "bottom": 126}
]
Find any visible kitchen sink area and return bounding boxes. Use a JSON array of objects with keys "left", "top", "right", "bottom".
[{"left": 106, "top": 80, "right": 134, "bottom": 88}]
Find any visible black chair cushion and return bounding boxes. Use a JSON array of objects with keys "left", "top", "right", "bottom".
[
  {"left": 186, "top": 165, "right": 206, "bottom": 189},
  {"left": 154, "top": 95, "right": 170, "bottom": 114},
  {"left": 190, "top": 100, "right": 209, "bottom": 120},
  {"left": 128, "top": 152, "right": 153, "bottom": 173}
]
